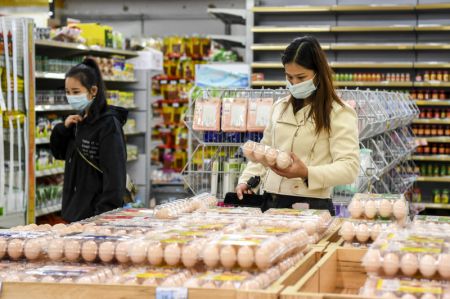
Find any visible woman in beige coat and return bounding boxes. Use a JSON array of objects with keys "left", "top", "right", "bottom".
[{"left": 235, "top": 36, "right": 360, "bottom": 215}]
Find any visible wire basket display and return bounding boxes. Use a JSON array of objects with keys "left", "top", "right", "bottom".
[{"left": 182, "top": 88, "right": 419, "bottom": 202}]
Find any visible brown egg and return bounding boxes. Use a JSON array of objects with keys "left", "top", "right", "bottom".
[
  {"left": 220, "top": 245, "right": 237, "bottom": 269},
  {"left": 240, "top": 280, "right": 261, "bottom": 290},
  {"left": 24, "top": 239, "right": 42, "bottom": 260},
  {"left": 41, "top": 276, "right": 56, "bottom": 283},
  {"left": 0, "top": 238, "right": 8, "bottom": 259},
  {"left": 147, "top": 243, "right": 164, "bottom": 266},
  {"left": 164, "top": 243, "right": 181, "bottom": 266},
  {"left": 115, "top": 242, "right": 130, "bottom": 263},
  {"left": 47, "top": 239, "right": 65, "bottom": 261},
  {"left": 22, "top": 275, "right": 38, "bottom": 283},
  {"left": 52, "top": 223, "right": 66, "bottom": 230},
  {"left": 181, "top": 244, "right": 199, "bottom": 268},
  {"left": 83, "top": 226, "right": 98, "bottom": 234},
  {"left": 203, "top": 244, "right": 220, "bottom": 268},
  {"left": 237, "top": 246, "right": 255, "bottom": 269},
  {"left": 255, "top": 246, "right": 272, "bottom": 270},
  {"left": 202, "top": 281, "right": 216, "bottom": 289},
  {"left": 81, "top": 241, "right": 98, "bottom": 262},
  {"left": 383, "top": 253, "right": 400, "bottom": 276},
  {"left": 64, "top": 240, "right": 81, "bottom": 262},
  {"left": 76, "top": 276, "right": 93, "bottom": 284},
  {"left": 99, "top": 241, "right": 116, "bottom": 263},
  {"left": 7, "top": 239, "right": 24, "bottom": 260},
  {"left": 59, "top": 278, "right": 74, "bottom": 284},
  {"left": 129, "top": 241, "right": 148, "bottom": 264}
]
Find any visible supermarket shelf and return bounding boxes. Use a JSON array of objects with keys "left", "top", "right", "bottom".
[
  {"left": 252, "top": 43, "right": 331, "bottom": 51},
  {"left": 415, "top": 43, "right": 450, "bottom": 50},
  {"left": 416, "top": 3, "right": 450, "bottom": 10},
  {"left": 35, "top": 39, "right": 88, "bottom": 51},
  {"left": 207, "top": 8, "right": 246, "bottom": 25},
  {"left": 35, "top": 104, "right": 74, "bottom": 112},
  {"left": 411, "top": 155, "right": 450, "bottom": 162},
  {"left": 331, "top": 43, "right": 414, "bottom": 50},
  {"left": 252, "top": 5, "right": 331, "bottom": 13},
  {"left": 416, "top": 176, "right": 450, "bottom": 183},
  {"left": 331, "top": 4, "right": 414, "bottom": 12},
  {"left": 414, "top": 203, "right": 450, "bottom": 210},
  {"left": 35, "top": 39, "right": 138, "bottom": 58},
  {"left": 251, "top": 80, "right": 286, "bottom": 87},
  {"left": 415, "top": 100, "right": 450, "bottom": 106},
  {"left": 209, "top": 35, "right": 246, "bottom": 48},
  {"left": 414, "top": 62, "right": 450, "bottom": 69},
  {"left": 36, "top": 168, "right": 65, "bottom": 178},
  {"left": 252, "top": 61, "right": 414, "bottom": 68},
  {"left": 35, "top": 203, "right": 62, "bottom": 217},
  {"left": 252, "top": 26, "right": 330, "bottom": 33},
  {"left": 331, "top": 25, "right": 414, "bottom": 32},
  {"left": 35, "top": 137, "right": 50, "bottom": 145},
  {"left": 334, "top": 81, "right": 413, "bottom": 87},
  {"left": 0, "top": 212, "right": 25, "bottom": 228},
  {"left": 417, "top": 137, "right": 450, "bottom": 143},
  {"left": 415, "top": 25, "right": 450, "bottom": 31},
  {"left": 414, "top": 81, "right": 450, "bottom": 87},
  {"left": 412, "top": 119, "right": 450, "bottom": 125},
  {"left": 331, "top": 62, "right": 413, "bottom": 68},
  {"left": 36, "top": 72, "right": 137, "bottom": 83}
]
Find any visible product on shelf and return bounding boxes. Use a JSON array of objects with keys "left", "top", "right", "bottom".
[
  {"left": 154, "top": 193, "right": 218, "bottom": 219},
  {"left": 107, "top": 90, "right": 135, "bottom": 108},
  {"left": 192, "top": 97, "right": 221, "bottom": 131},
  {"left": 221, "top": 98, "right": 248, "bottom": 132},
  {"left": 416, "top": 70, "right": 450, "bottom": 82},
  {"left": 36, "top": 149, "right": 64, "bottom": 171},
  {"left": 123, "top": 119, "right": 137, "bottom": 134},
  {"left": 242, "top": 141, "right": 293, "bottom": 169},
  {"left": 36, "top": 116, "right": 63, "bottom": 140},
  {"left": 348, "top": 193, "right": 408, "bottom": 222},
  {"left": 333, "top": 72, "right": 411, "bottom": 82},
  {"left": 35, "top": 56, "right": 82, "bottom": 74},
  {"left": 246, "top": 98, "right": 273, "bottom": 132},
  {"left": 126, "top": 144, "right": 138, "bottom": 160},
  {"left": 360, "top": 275, "right": 450, "bottom": 298},
  {"left": 339, "top": 219, "right": 394, "bottom": 245},
  {"left": 362, "top": 228, "right": 450, "bottom": 279},
  {"left": 92, "top": 56, "right": 134, "bottom": 81},
  {"left": 36, "top": 90, "right": 67, "bottom": 106}
]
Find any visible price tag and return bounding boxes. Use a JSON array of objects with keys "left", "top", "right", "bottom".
[{"left": 156, "top": 287, "right": 188, "bottom": 299}]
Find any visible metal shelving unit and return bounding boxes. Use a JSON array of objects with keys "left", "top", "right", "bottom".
[
  {"left": 182, "top": 89, "right": 418, "bottom": 203},
  {"left": 0, "top": 17, "right": 34, "bottom": 227}
]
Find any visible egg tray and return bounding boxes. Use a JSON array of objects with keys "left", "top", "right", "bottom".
[
  {"left": 360, "top": 275, "right": 450, "bottom": 299},
  {"left": 339, "top": 219, "right": 395, "bottom": 244},
  {"left": 183, "top": 252, "right": 304, "bottom": 290},
  {"left": 413, "top": 215, "right": 450, "bottom": 227},
  {"left": 0, "top": 230, "right": 59, "bottom": 261},
  {"left": 154, "top": 193, "right": 218, "bottom": 219},
  {"left": 107, "top": 268, "right": 194, "bottom": 287},
  {"left": 363, "top": 233, "right": 450, "bottom": 280},
  {"left": 189, "top": 206, "right": 263, "bottom": 216},
  {"left": 0, "top": 262, "right": 120, "bottom": 284},
  {"left": 348, "top": 196, "right": 408, "bottom": 222},
  {"left": 242, "top": 141, "right": 293, "bottom": 169}
]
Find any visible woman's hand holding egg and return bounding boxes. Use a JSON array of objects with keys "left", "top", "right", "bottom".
[{"left": 270, "top": 152, "right": 308, "bottom": 179}]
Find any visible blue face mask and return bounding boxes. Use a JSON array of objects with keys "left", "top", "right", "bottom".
[
  {"left": 286, "top": 75, "right": 317, "bottom": 99},
  {"left": 66, "top": 94, "right": 92, "bottom": 111}
]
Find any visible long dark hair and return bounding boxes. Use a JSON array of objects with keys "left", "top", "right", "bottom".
[
  {"left": 281, "top": 36, "right": 343, "bottom": 134},
  {"left": 65, "top": 57, "right": 107, "bottom": 122}
]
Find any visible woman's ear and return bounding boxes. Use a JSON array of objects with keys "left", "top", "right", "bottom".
[{"left": 90, "top": 86, "right": 98, "bottom": 99}]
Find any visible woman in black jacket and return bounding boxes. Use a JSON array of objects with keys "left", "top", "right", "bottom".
[{"left": 50, "top": 58, "right": 128, "bottom": 222}]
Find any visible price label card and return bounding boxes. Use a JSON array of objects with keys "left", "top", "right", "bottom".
[{"left": 156, "top": 287, "right": 188, "bottom": 299}]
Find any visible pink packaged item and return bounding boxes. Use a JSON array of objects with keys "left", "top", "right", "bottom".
[
  {"left": 247, "top": 98, "right": 273, "bottom": 132},
  {"left": 193, "top": 98, "right": 221, "bottom": 131},
  {"left": 221, "top": 98, "right": 248, "bottom": 132}
]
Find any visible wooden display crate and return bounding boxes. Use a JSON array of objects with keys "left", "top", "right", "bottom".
[
  {"left": 317, "top": 218, "right": 342, "bottom": 247},
  {"left": 281, "top": 247, "right": 370, "bottom": 299},
  {"left": 0, "top": 247, "right": 328, "bottom": 299}
]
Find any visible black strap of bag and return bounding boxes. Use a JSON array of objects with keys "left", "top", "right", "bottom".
[{"left": 76, "top": 147, "right": 137, "bottom": 203}]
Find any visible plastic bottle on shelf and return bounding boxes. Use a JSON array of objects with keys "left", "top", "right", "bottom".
[
  {"left": 440, "top": 165, "right": 447, "bottom": 177},
  {"left": 440, "top": 90, "right": 446, "bottom": 100},
  {"left": 425, "top": 90, "right": 431, "bottom": 101},
  {"left": 405, "top": 73, "right": 410, "bottom": 82},
  {"left": 416, "top": 72, "right": 422, "bottom": 82},
  {"left": 433, "top": 189, "right": 441, "bottom": 203},
  {"left": 433, "top": 164, "right": 440, "bottom": 176},
  {"left": 447, "top": 108, "right": 450, "bottom": 118},
  {"left": 418, "top": 125, "right": 424, "bottom": 136},
  {"left": 437, "top": 71, "right": 443, "bottom": 81},
  {"left": 441, "top": 109, "right": 446, "bottom": 119},
  {"left": 430, "top": 71, "right": 436, "bottom": 81},
  {"left": 417, "top": 90, "right": 424, "bottom": 100},
  {"left": 426, "top": 108, "right": 433, "bottom": 119},
  {"left": 438, "top": 143, "right": 446, "bottom": 155},
  {"left": 432, "top": 90, "right": 439, "bottom": 100},
  {"left": 438, "top": 126, "right": 444, "bottom": 136},
  {"left": 444, "top": 71, "right": 449, "bottom": 82},
  {"left": 424, "top": 71, "right": 430, "bottom": 82},
  {"left": 412, "top": 188, "right": 422, "bottom": 203},
  {"left": 424, "top": 125, "right": 431, "bottom": 136},
  {"left": 442, "top": 190, "right": 449, "bottom": 204},
  {"left": 434, "top": 109, "right": 440, "bottom": 119}
]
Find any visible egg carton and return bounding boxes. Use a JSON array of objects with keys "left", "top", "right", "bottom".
[
  {"left": 348, "top": 194, "right": 408, "bottom": 222},
  {"left": 242, "top": 141, "right": 293, "bottom": 169},
  {"left": 360, "top": 275, "right": 450, "bottom": 299},
  {"left": 154, "top": 193, "right": 218, "bottom": 219},
  {"left": 108, "top": 268, "right": 194, "bottom": 286},
  {"left": 339, "top": 219, "right": 395, "bottom": 244},
  {"left": 363, "top": 236, "right": 450, "bottom": 279},
  {"left": 0, "top": 230, "right": 58, "bottom": 262},
  {"left": 413, "top": 216, "right": 450, "bottom": 233},
  {"left": 0, "top": 263, "right": 120, "bottom": 284},
  {"left": 189, "top": 206, "right": 263, "bottom": 216},
  {"left": 263, "top": 209, "right": 333, "bottom": 232},
  {"left": 184, "top": 252, "right": 304, "bottom": 290}
]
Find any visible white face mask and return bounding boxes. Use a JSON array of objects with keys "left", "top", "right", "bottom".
[
  {"left": 66, "top": 93, "right": 92, "bottom": 111},
  {"left": 286, "top": 76, "right": 317, "bottom": 99}
]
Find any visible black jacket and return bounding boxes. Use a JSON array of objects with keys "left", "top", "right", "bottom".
[{"left": 50, "top": 106, "right": 128, "bottom": 222}]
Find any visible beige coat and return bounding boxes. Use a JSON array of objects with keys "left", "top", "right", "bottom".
[{"left": 238, "top": 97, "right": 360, "bottom": 199}]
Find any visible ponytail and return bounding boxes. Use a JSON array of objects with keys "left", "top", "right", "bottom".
[{"left": 66, "top": 57, "right": 107, "bottom": 122}]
